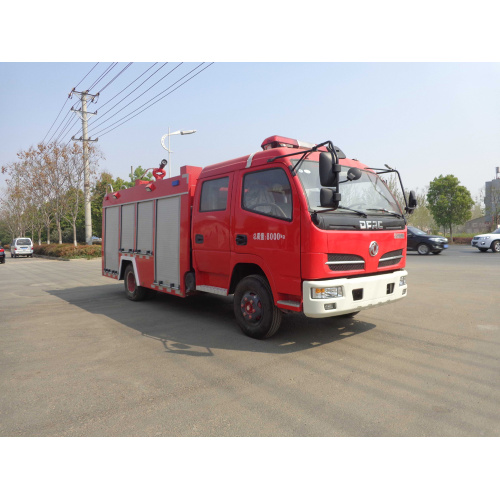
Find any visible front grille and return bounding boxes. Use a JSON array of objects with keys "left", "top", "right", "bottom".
[
  {"left": 378, "top": 249, "right": 403, "bottom": 268},
  {"left": 326, "top": 253, "right": 365, "bottom": 271}
]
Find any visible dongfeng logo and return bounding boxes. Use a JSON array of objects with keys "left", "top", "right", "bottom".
[
  {"left": 369, "top": 241, "right": 379, "bottom": 257},
  {"left": 359, "top": 220, "right": 383, "bottom": 229}
]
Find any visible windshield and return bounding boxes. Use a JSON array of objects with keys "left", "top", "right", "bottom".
[
  {"left": 492, "top": 228, "right": 500, "bottom": 235},
  {"left": 294, "top": 159, "right": 402, "bottom": 215}
]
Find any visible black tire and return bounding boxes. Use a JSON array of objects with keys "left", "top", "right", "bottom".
[
  {"left": 491, "top": 240, "right": 500, "bottom": 253},
  {"left": 479, "top": 248, "right": 488, "bottom": 253},
  {"left": 234, "top": 274, "right": 282, "bottom": 339},
  {"left": 431, "top": 250, "right": 442, "bottom": 254},
  {"left": 123, "top": 264, "right": 147, "bottom": 301},
  {"left": 417, "top": 243, "right": 430, "bottom": 255}
]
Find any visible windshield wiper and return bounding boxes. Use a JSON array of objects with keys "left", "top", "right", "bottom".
[
  {"left": 338, "top": 206, "right": 368, "bottom": 217},
  {"left": 310, "top": 205, "right": 367, "bottom": 217},
  {"left": 364, "top": 208, "right": 403, "bottom": 218}
]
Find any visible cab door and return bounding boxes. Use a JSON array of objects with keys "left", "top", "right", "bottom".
[
  {"left": 192, "top": 174, "right": 233, "bottom": 291},
  {"left": 232, "top": 166, "right": 302, "bottom": 298}
]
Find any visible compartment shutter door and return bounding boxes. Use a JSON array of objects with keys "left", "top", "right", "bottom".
[
  {"left": 121, "top": 204, "right": 135, "bottom": 252},
  {"left": 136, "top": 200, "right": 154, "bottom": 254},
  {"left": 104, "top": 206, "right": 119, "bottom": 272},
  {"left": 155, "top": 196, "right": 180, "bottom": 287}
]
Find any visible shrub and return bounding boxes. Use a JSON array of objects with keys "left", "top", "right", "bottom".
[{"left": 34, "top": 243, "right": 102, "bottom": 259}]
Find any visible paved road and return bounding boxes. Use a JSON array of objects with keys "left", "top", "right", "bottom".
[{"left": 1, "top": 246, "right": 499, "bottom": 436}]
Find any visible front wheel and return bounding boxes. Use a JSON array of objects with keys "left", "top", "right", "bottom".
[
  {"left": 123, "top": 264, "right": 147, "bottom": 301},
  {"left": 491, "top": 240, "right": 500, "bottom": 253},
  {"left": 234, "top": 275, "right": 282, "bottom": 339},
  {"left": 417, "top": 243, "right": 430, "bottom": 255}
]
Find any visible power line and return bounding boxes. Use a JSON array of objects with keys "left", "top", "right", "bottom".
[
  {"left": 87, "top": 62, "right": 175, "bottom": 134},
  {"left": 87, "top": 63, "right": 117, "bottom": 91},
  {"left": 47, "top": 107, "right": 74, "bottom": 144},
  {"left": 64, "top": 63, "right": 160, "bottom": 143},
  {"left": 95, "top": 63, "right": 158, "bottom": 110},
  {"left": 42, "top": 63, "right": 99, "bottom": 144},
  {"left": 75, "top": 62, "right": 99, "bottom": 89},
  {"left": 42, "top": 98, "right": 69, "bottom": 144},
  {"left": 99, "top": 63, "right": 214, "bottom": 138},
  {"left": 96, "top": 62, "right": 133, "bottom": 94}
]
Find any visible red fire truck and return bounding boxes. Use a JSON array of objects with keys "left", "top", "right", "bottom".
[{"left": 102, "top": 135, "right": 416, "bottom": 339}]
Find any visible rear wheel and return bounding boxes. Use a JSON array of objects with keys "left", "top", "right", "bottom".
[
  {"left": 491, "top": 240, "right": 500, "bottom": 253},
  {"left": 123, "top": 264, "right": 147, "bottom": 301},
  {"left": 234, "top": 275, "right": 282, "bottom": 339},
  {"left": 417, "top": 243, "right": 430, "bottom": 255}
]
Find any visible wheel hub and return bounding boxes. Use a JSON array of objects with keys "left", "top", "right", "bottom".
[
  {"left": 127, "top": 273, "right": 136, "bottom": 293},
  {"left": 240, "top": 292, "right": 262, "bottom": 324}
]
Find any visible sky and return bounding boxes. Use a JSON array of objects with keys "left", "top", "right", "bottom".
[{"left": 2, "top": 61, "right": 499, "bottom": 203}]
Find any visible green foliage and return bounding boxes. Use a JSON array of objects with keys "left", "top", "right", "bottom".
[
  {"left": 126, "top": 166, "right": 152, "bottom": 187},
  {"left": 427, "top": 175, "right": 474, "bottom": 240},
  {"left": 34, "top": 243, "right": 102, "bottom": 259}
]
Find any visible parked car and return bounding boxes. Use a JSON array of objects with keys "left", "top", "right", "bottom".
[
  {"left": 0, "top": 244, "right": 5, "bottom": 264},
  {"left": 407, "top": 226, "right": 448, "bottom": 255},
  {"left": 471, "top": 228, "right": 500, "bottom": 253},
  {"left": 10, "top": 237, "right": 34, "bottom": 258}
]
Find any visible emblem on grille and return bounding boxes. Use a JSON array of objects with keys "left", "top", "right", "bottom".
[{"left": 369, "top": 241, "right": 379, "bottom": 257}]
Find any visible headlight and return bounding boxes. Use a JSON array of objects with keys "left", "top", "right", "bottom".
[
  {"left": 429, "top": 238, "right": 440, "bottom": 242},
  {"left": 485, "top": 236, "right": 491, "bottom": 240},
  {"left": 311, "top": 286, "right": 344, "bottom": 299}
]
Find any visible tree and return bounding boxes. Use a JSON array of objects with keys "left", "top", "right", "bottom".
[
  {"left": 427, "top": 175, "right": 474, "bottom": 241},
  {"left": 125, "top": 166, "right": 153, "bottom": 187},
  {"left": 383, "top": 176, "right": 435, "bottom": 230},
  {"left": 470, "top": 188, "right": 485, "bottom": 220}
]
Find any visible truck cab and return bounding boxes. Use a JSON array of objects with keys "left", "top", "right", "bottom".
[{"left": 190, "top": 136, "right": 409, "bottom": 338}]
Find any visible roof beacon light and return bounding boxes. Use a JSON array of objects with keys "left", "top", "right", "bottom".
[
  {"left": 261, "top": 135, "right": 316, "bottom": 151},
  {"left": 145, "top": 182, "right": 156, "bottom": 192},
  {"left": 112, "top": 191, "right": 121, "bottom": 199}
]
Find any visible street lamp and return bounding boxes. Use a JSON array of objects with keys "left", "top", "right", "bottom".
[{"left": 160, "top": 128, "right": 197, "bottom": 177}]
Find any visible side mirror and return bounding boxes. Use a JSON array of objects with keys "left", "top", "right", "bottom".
[
  {"left": 320, "top": 188, "right": 341, "bottom": 209},
  {"left": 319, "top": 152, "right": 341, "bottom": 187},
  {"left": 406, "top": 190, "right": 417, "bottom": 214},
  {"left": 346, "top": 167, "right": 362, "bottom": 181}
]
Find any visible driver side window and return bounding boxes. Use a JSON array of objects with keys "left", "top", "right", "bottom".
[{"left": 242, "top": 168, "right": 292, "bottom": 220}]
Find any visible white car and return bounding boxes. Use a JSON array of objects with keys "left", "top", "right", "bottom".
[
  {"left": 471, "top": 228, "right": 500, "bottom": 253},
  {"left": 10, "top": 237, "right": 34, "bottom": 258}
]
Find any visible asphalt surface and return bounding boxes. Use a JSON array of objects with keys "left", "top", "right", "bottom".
[{"left": 1, "top": 246, "right": 499, "bottom": 436}]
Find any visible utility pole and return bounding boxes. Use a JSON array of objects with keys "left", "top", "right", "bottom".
[{"left": 70, "top": 89, "right": 98, "bottom": 245}]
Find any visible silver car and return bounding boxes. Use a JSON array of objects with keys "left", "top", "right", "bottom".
[
  {"left": 11, "top": 238, "right": 34, "bottom": 258},
  {"left": 471, "top": 228, "right": 500, "bottom": 253}
]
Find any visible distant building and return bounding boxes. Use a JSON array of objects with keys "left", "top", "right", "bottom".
[
  {"left": 464, "top": 216, "right": 490, "bottom": 234},
  {"left": 484, "top": 176, "right": 500, "bottom": 229}
]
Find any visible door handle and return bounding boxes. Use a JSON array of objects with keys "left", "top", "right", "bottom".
[
  {"left": 236, "top": 234, "right": 247, "bottom": 246},
  {"left": 195, "top": 234, "right": 204, "bottom": 244}
]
